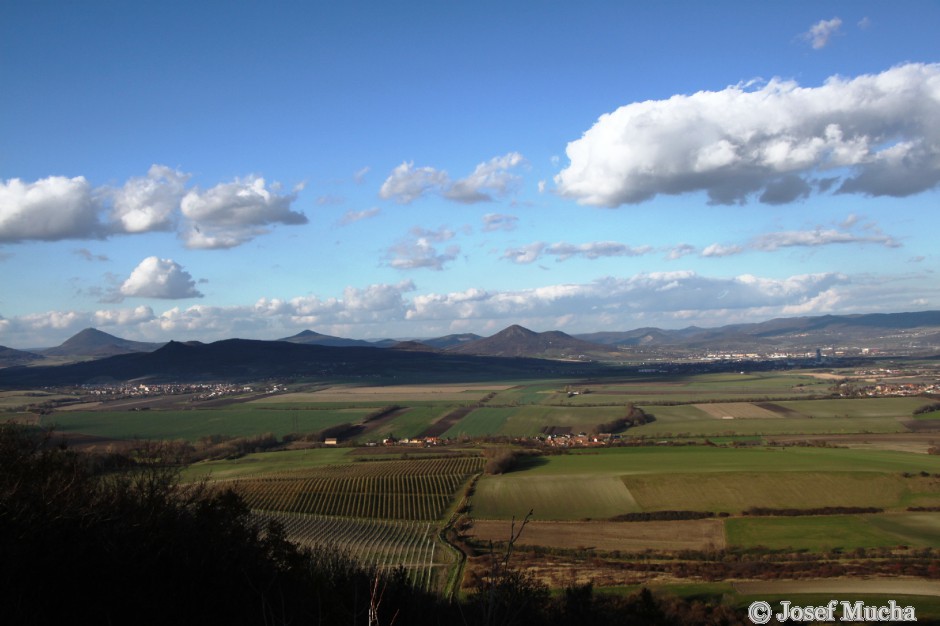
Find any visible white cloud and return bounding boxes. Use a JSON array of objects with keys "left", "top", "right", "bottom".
[
  {"left": 555, "top": 63, "right": 940, "bottom": 207},
  {"left": 379, "top": 153, "right": 525, "bottom": 204},
  {"left": 109, "top": 164, "right": 189, "bottom": 233},
  {"left": 180, "top": 176, "right": 307, "bottom": 249},
  {"left": 119, "top": 257, "right": 204, "bottom": 299},
  {"left": 3, "top": 272, "right": 937, "bottom": 348},
  {"left": 0, "top": 176, "right": 102, "bottom": 242},
  {"left": 407, "top": 272, "right": 853, "bottom": 326},
  {"left": 482, "top": 213, "right": 518, "bottom": 232},
  {"left": 1, "top": 166, "right": 308, "bottom": 248},
  {"left": 803, "top": 17, "right": 842, "bottom": 49},
  {"left": 93, "top": 305, "right": 156, "bottom": 327}
]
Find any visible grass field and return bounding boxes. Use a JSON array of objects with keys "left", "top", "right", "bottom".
[
  {"left": 726, "top": 513, "right": 940, "bottom": 550},
  {"left": 471, "top": 474, "right": 640, "bottom": 520},
  {"left": 622, "top": 471, "right": 940, "bottom": 512},
  {"left": 182, "top": 447, "right": 355, "bottom": 481},
  {"left": 42, "top": 407, "right": 375, "bottom": 441},
  {"left": 471, "top": 447, "right": 940, "bottom": 520}
]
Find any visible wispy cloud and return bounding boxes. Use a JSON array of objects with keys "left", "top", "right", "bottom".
[
  {"left": 385, "top": 226, "right": 460, "bottom": 270},
  {"left": 503, "top": 240, "right": 654, "bottom": 264},
  {"left": 702, "top": 218, "right": 902, "bottom": 257},
  {"left": 482, "top": 213, "right": 518, "bottom": 232},
  {"left": 338, "top": 207, "right": 381, "bottom": 226}
]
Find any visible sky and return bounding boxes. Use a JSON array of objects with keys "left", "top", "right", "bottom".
[{"left": 1, "top": 1, "right": 938, "bottom": 349}]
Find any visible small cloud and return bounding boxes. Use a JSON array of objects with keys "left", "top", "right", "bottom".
[
  {"left": 502, "top": 242, "right": 546, "bottom": 265},
  {"left": 666, "top": 243, "right": 697, "bottom": 260},
  {"left": 803, "top": 17, "right": 842, "bottom": 49},
  {"left": 701, "top": 243, "right": 745, "bottom": 257},
  {"left": 444, "top": 153, "right": 525, "bottom": 204},
  {"left": 73, "top": 248, "right": 110, "bottom": 262},
  {"left": 316, "top": 195, "right": 345, "bottom": 206},
  {"left": 384, "top": 226, "right": 459, "bottom": 270},
  {"left": 354, "top": 166, "right": 370, "bottom": 184},
  {"left": 857, "top": 17, "right": 872, "bottom": 30},
  {"left": 379, "top": 153, "right": 525, "bottom": 205},
  {"left": 119, "top": 257, "right": 204, "bottom": 299},
  {"left": 379, "top": 161, "right": 449, "bottom": 204},
  {"left": 338, "top": 207, "right": 381, "bottom": 226},
  {"left": 482, "top": 213, "right": 518, "bottom": 232},
  {"left": 503, "top": 240, "right": 652, "bottom": 264}
]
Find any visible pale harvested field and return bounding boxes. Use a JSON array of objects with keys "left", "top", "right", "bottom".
[
  {"left": 252, "top": 384, "right": 513, "bottom": 403},
  {"left": 734, "top": 577, "right": 940, "bottom": 596},
  {"left": 694, "top": 402, "right": 784, "bottom": 420},
  {"left": 467, "top": 518, "right": 726, "bottom": 552},
  {"left": 54, "top": 401, "right": 103, "bottom": 411}
]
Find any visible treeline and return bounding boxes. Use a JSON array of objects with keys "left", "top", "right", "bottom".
[
  {"left": 593, "top": 403, "right": 651, "bottom": 434},
  {"left": 743, "top": 506, "right": 883, "bottom": 516},
  {"left": 914, "top": 401, "right": 940, "bottom": 415},
  {"left": 609, "top": 510, "right": 729, "bottom": 522},
  {"left": 1, "top": 422, "right": 756, "bottom": 625}
]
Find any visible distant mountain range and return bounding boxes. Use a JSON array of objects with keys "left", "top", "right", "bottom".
[
  {"left": 574, "top": 311, "right": 940, "bottom": 353},
  {"left": 1, "top": 310, "right": 938, "bottom": 379}
]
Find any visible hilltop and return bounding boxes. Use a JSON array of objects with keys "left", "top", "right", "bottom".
[{"left": 447, "top": 324, "right": 612, "bottom": 359}]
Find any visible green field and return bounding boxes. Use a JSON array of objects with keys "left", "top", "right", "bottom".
[
  {"left": 726, "top": 513, "right": 940, "bottom": 550},
  {"left": 43, "top": 407, "right": 374, "bottom": 441},
  {"left": 624, "top": 471, "right": 940, "bottom": 513},
  {"left": 471, "top": 447, "right": 940, "bottom": 520},
  {"left": 472, "top": 474, "right": 639, "bottom": 520}
]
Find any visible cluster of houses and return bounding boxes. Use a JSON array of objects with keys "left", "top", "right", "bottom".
[{"left": 77, "top": 382, "right": 286, "bottom": 400}]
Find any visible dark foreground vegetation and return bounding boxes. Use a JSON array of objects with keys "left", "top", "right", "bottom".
[{"left": 0, "top": 422, "right": 750, "bottom": 625}]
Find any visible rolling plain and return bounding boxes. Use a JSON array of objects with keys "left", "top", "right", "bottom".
[{"left": 5, "top": 364, "right": 940, "bottom": 618}]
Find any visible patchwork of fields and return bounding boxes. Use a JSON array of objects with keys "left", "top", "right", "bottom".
[{"left": 13, "top": 368, "right": 940, "bottom": 604}]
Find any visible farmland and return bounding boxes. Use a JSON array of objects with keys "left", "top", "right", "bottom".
[{"left": 8, "top": 364, "right": 940, "bottom": 612}]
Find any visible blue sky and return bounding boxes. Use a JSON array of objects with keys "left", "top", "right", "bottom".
[{"left": 1, "top": 1, "right": 938, "bottom": 348}]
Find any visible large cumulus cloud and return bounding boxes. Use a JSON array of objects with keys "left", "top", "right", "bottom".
[
  {"left": 0, "top": 176, "right": 102, "bottom": 242},
  {"left": 555, "top": 63, "right": 940, "bottom": 206}
]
